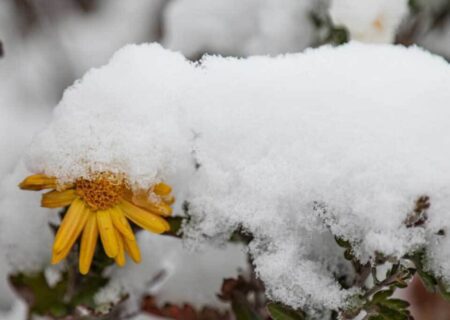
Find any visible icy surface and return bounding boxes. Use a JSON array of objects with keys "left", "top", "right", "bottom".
[
  {"left": 24, "top": 42, "right": 450, "bottom": 308},
  {"left": 163, "top": 0, "right": 322, "bottom": 58},
  {"left": 329, "top": 0, "right": 409, "bottom": 43}
]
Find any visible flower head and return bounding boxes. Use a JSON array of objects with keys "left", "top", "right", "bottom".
[{"left": 19, "top": 172, "right": 174, "bottom": 274}]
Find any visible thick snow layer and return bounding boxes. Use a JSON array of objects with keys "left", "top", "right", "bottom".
[
  {"left": 97, "top": 233, "right": 247, "bottom": 310},
  {"left": 24, "top": 42, "right": 450, "bottom": 309},
  {"left": 329, "top": 0, "right": 409, "bottom": 43},
  {"left": 26, "top": 46, "right": 195, "bottom": 189},
  {"left": 163, "top": 0, "right": 321, "bottom": 57}
]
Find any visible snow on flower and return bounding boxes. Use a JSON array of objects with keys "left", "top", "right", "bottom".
[
  {"left": 19, "top": 42, "right": 450, "bottom": 310},
  {"left": 19, "top": 172, "right": 174, "bottom": 274},
  {"left": 329, "top": 0, "right": 409, "bottom": 43}
]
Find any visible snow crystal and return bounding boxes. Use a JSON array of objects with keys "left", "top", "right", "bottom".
[
  {"left": 163, "top": 0, "right": 322, "bottom": 58},
  {"left": 329, "top": 0, "right": 409, "bottom": 43},
  {"left": 24, "top": 42, "right": 450, "bottom": 309}
]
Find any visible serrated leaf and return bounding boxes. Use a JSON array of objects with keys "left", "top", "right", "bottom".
[
  {"left": 267, "top": 303, "right": 305, "bottom": 320},
  {"left": 371, "top": 289, "right": 394, "bottom": 303},
  {"left": 380, "top": 299, "right": 410, "bottom": 310},
  {"left": 378, "top": 305, "right": 409, "bottom": 320}
]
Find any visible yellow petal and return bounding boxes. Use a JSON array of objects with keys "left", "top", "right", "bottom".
[
  {"left": 51, "top": 240, "right": 72, "bottom": 265},
  {"left": 141, "top": 201, "right": 173, "bottom": 217},
  {"left": 41, "top": 189, "right": 77, "bottom": 208},
  {"left": 53, "top": 198, "right": 89, "bottom": 254},
  {"left": 97, "top": 210, "right": 119, "bottom": 258},
  {"left": 153, "top": 183, "right": 172, "bottom": 196},
  {"left": 79, "top": 213, "right": 98, "bottom": 275},
  {"left": 119, "top": 200, "right": 170, "bottom": 234},
  {"left": 161, "top": 194, "right": 175, "bottom": 206},
  {"left": 124, "top": 237, "right": 141, "bottom": 263},
  {"left": 19, "top": 174, "right": 57, "bottom": 191},
  {"left": 110, "top": 207, "right": 135, "bottom": 241},
  {"left": 131, "top": 192, "right": 173, "bottom": 217},
  {"left": 114, "top": 230, "right": 126, "bottom": 267}
]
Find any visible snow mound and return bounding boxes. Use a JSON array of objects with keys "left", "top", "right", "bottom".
[{"left": 25, "top": 42, "right": 450, "bottom": 309}]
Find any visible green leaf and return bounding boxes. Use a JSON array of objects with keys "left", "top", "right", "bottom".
[
  {"left": 231, "top": 292, "right": 262, "bottom": 320},
  {"left": 335, "top": 236, "right": 351, "bottom": 249},
  {"left": 10, "top": 272, "right": 68, "bottom": 317},
  {"left": 377, "top": 304, "right": 409, "bottom": 320},
  {"left": 165, "top": 216, "right": 185, "bottom": 236},
  {"left": 267, "top": 303, "right": 305, "bottom": 320},
  {"left": 371, "top": 289, "right": 394, "bottom": 304},
  {"left": 437, "top": 281, "right": 450, "bottom": 302},
  {"left": 409, "top": 250, "right": 438, "bottom": 292},
  {"left": 381, "top": 299, "right": 410, "bottom": 310}
]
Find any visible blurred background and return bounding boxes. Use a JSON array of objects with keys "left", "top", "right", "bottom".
[{"left": 1, "top": 0, "right": 450, "bottom": 319}]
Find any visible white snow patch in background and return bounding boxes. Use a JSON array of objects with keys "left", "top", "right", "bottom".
[
  {"left": 329, "top": 0, "right": 409, "bottom": 43},
  {"left": 0, "top": 300, "right": 27, "bottom": 320},
  {"left": 97, "top": 233, "right": 247, "bottom": 310},
  {"left": 56, "top": 0, "right": 166, "bottom": 77},
  {"left": 24, "top": 42, "right": 450, "bottom": 309},
  {"left": 163, "top": 0, "right": 323, "bottom": 58}
]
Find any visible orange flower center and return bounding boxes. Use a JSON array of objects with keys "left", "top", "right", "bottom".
[{"left": 75, "top": 173, "right": 126, "bottom": 211}]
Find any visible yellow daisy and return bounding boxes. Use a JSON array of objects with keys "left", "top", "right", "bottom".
[{"left": 19, "top": 172, "right": 174, "bottom": 275}]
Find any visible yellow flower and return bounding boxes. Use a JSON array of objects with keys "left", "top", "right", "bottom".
[{"left": 19, "top": 172, "right": 174, "bottom": 275}]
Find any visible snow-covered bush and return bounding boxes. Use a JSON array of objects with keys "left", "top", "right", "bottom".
[
  {"left": 5, "top": 42, "right": 448, "bottom": 319},
  {"left": 3, "top": 0, "right": 450, "bottom": 319}
]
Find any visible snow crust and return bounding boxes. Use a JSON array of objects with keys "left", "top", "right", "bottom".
[{"left": 23, "top": 42, "right": 450, "bottom": 309}]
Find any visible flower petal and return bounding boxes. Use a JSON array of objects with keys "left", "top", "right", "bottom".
[
  {"left": 114, "top": 230, "right": 126, "bottom": 267},
  {"left": 19, "top": 174, "right": 57, "bottom": 190},
  {"left": 110, "top": 207, "right": 135, "bottom": 241},
  {"left": 119, "top": 200, "right": 170, "bottom": 234},
  {"left": 140, "top": 201, "right": 173, "bottom": 217},
  {"left": 41, "top": 189, "right": 77, "bottom": 208},
  {"left": 161, "top": 194, "right": 175, "bottom": 206},
  {"left": 79, "top": 212, "right": 98, "bottom": 275},
  {"left": 153, "top": 183, "right": 172, "bottom": 196},
  {"left": 53, "top": 198, "right": 89, "bottom": 254},
  {"left": 131, "top": 193, "right": 173, "bottom": 217},
  {"left": 97, "top": 210, "right": 119, "bottom": 258},
  {"left": 51, "top": 241, "right": 72, "bottom": 265},
  {"left": 124, "top": 237, "right": 141, "bottom": 263}
]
